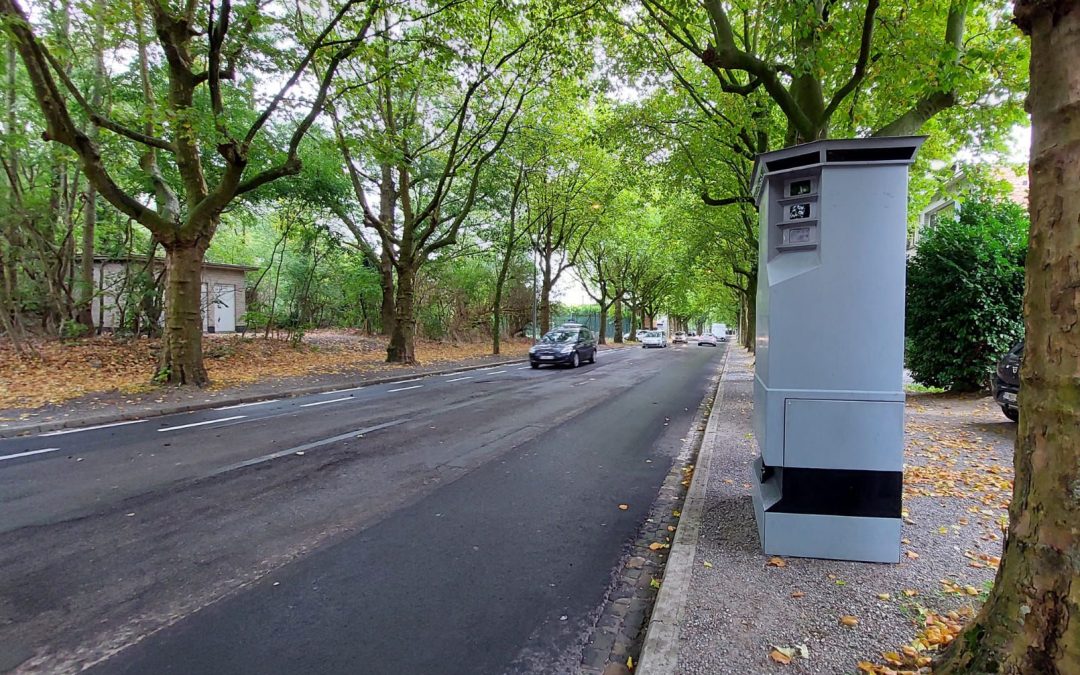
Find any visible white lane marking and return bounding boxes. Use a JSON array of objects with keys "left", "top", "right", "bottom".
[
  {"left": 488, "top": 370, "right": 507, "bottom": 375},
  {"left": 157, "top": 416, "right": 246, "bottom": 432},
  {"left": 395, "top": 378, "right": 424, "bottom": 384},
  {"left": 214, "top": 400, "right": 276, "bottom": 411},
  {"left": 445, "top": 376, "right": 473, "bottom": 382},
  {"left": 387, "top": 385, "right": 423, "bottom": 393},
  {"left": 208, "top": 419, "right": 408, "bottom": 476},
  {"left": 299, "top": 396, "right": 352, "bottom": 408},
  {"left": 0, "top": 447, "right": 60, "bottom": 462},
  {"left": 324, "top": 386, "right": 365, "bottom": 394},
  {"left": 517, "top": 366, "right": 531, "bottom": 370},
  {"left": 39, "top": 420, "right": 146, "bottom": 437}
]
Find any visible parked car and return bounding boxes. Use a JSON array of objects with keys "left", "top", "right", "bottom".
[
  {"left": 641, "top": 331, "right": 668, "bottom": 348},
  {"left": 673, "top": 331, "right": 687, "bottom": 344},
  {"left": 698, "top": 334, "right": 718, "bottom": 347},
  {"left": 529, "top": 325, "right": 597, "bottom": 368},
  {"left": 635, "top": 329, "right": 649, "bottom": 342},
  {"left": 992, "top": 341, "right": 1022, "bottom": 421}
]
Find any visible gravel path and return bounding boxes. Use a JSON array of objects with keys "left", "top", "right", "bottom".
[{"left": 674, "top": 347, "right": 1014, "bottom": 675}]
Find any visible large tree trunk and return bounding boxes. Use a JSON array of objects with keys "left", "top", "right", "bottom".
[
  {"left": 598, "top": 304, "right": 608, "bottom": 345},
  {"left": 76, "top": 188, "right": 96, "bottom": 329},
  {"left": 379, "top": 247, "right": 395, "bottom": 336},
  {"left": 540, "top": 272, "right": 553, "bottom": 334},
  {"left": 744, "top": 276, "right": 757, "bottom": 354},
  {"left": 387, "top": 266, "right": 416, "bottom": 363},
  {"left": 158, "top": 242, "right": 208, "bottom": 386},
  {"left": 936, "top": 3, "right": 1080, "bottom": 673},
  {"left": 613, "top": 296, "right": 623, "bottom": 343}
]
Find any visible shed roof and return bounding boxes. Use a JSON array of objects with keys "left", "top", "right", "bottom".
[{"left": 89, "top": 255, "right": 258, "bottom": 272}]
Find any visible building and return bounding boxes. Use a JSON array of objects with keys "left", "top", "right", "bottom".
[
  {"left": 907, "top": 166, "right": 1029, "bottom": 254},
  {"left": 90, "top": 256, "right": 256, "bottom": 333}
]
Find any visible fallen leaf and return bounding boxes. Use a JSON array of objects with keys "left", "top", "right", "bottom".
[
  {"left": 902, "top": 589, "right": 918, "bottom": 597},
  {"left": 650, "top": 578, "right": 661, "bottom": 589},
  {"left": 703, "top": 561, "right": 714, "bottom": 568},
  {"left": 905, "top": 550, "right": 920, "bottom": 559},
  {"left": 618, "top": 504, "right": 629, "bottom": 510},
  {"left": 648, "top": 542, "right": 669, "bottom": 551},
  {"left": 791, "top": 590, "right": 805, "bottom": 598},
  {"left": 840, "top": 615, "right": 859, "bottom": 627},
  {"left": 877, "top": 593, "right": 891, "bottom": 601},
  {"left": 766, "top": 556, "right": 787, "bottom": 568},
  {"left": 769, "top": 648, "right": 792, "bottom": 665}
]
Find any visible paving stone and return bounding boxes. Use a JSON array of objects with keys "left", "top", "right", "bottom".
[
  {"left": 625, "top": 556, "right": 646, "bottom": 569},
  {"left": 590, "top": 631, "right": 616, "bottom": 653},
  {"left": 602, "top": 663, "right": 631, "bottom": 675}
]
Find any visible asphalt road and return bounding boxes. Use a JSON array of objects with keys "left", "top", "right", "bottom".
[{"left": 0, "top": 341, "right": 725, "bottom": 675}]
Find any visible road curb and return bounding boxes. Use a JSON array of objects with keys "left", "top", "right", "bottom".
[
  {"left": 636, "top": 345, "right": 733, "bottom": 674},
  {"left": 0, "top": 344, "right": 637, "bottom": 439}
]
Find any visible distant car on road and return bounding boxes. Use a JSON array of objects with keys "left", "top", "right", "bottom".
[
  {"left": 673, "top": 331, "right": 687, "bottom": 344},
  {"left": 698, "top": 334, "right": 718, "bottom": 347},
  {"left": 992, "top": 341, "right": 1022, "bottom": 421},
  {"left": 641, "top": 331, "right": 668, "bottom": 348},
  {"left": 529, "top": 325, "right": 597, "bottom": 369},
  {"left": 635, "top": 329, "right": 649, "bottom": 342},
  {"left": 718, "top": 333, "right": 728, "bottom": 342}
]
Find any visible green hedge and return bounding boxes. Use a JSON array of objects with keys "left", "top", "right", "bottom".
[{"left": 906, "top": 198, "right": 1028, "bottom": 391}]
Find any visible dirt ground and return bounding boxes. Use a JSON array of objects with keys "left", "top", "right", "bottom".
[{"left": 0, "top": 329, "right": 532, "bottom": 412}]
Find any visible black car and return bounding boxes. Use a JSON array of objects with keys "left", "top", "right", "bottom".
[
  {"left": 529, "top": 325, "right": 597, "bottom": 368},
  {"left": 992, "top": 341, "right": 1022, "bottom": 422}
]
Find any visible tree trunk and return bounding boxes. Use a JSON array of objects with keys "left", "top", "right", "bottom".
[
  {"left": 76, "top": 187, "right": 96, "bottom": 329},
  {"left": 158, "top": 242, "right": 209, "bottom": 386},
  {"left": 935, "top": 3, "right": 1080, "bottom": 673},
  {"left": 76, "top": 0, "right": 106, "bottom": 331},
  {"left": 598, "top": 304, "right": 608, "bottom": 345},
  {"left": 613, "top": 296, "right": 623, "bottom": 343},
  {"left": 540, "top": 273, "right": 553, "bottom": 334},
  {"left": 745, "top": 276, "right": 757, "bottom": 354},
  {"left": 492, "top": 282, "right": 503, "bottom": 355},
  {"left": 387, "top": 266, "right": 416, "bottom": 364},
  {"left": 379, "top": 249, "right": 395, "bottom": 335}
]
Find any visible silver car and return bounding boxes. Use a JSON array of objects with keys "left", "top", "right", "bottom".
[{"left": 641, "top": 331, "right": 668, "bottom": 348}]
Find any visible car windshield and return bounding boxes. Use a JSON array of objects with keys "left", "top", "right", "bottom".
[{"left": 541, "top": 330, "right": 576, "bottom": 343}]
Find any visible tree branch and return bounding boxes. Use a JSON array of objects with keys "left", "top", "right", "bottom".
[
  {"left": 872, "top": 0, "right": 967, "bottom": 137},
  {"left": 822, "top": 0, "right": 880, "bottom": 123}
]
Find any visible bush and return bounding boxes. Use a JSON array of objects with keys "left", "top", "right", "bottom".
[{"left": 906, "top": 197, "right": 1027, "bottom": 391}]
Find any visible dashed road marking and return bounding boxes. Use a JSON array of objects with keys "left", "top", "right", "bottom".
[
  {"left": 208, "top": 419, "right": 409, "bottom": 476},
  {"left": 214, "top": 400, "right": 277, "bottom": 411},
  {"left": 0, "top": 448, "right": 60, "bottom": 462},
  {"left": 39, "top": 420, "right": 146, "bottom": 437},
  {"left": 445, "top": 376, "right": 473, "bottom": 382},
  {"left": 388, "top": 385, "right": 424, "bottom": 393},
  {"left": 300, "top": 397, "right": 353, "bottom": 408},
  {"left": 157, "top": 416, "right": 247, "bottom": 432}
]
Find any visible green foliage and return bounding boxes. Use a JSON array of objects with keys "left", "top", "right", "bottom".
[{"left": 906, "top": 197, "right": 1028, "bottom": 391}]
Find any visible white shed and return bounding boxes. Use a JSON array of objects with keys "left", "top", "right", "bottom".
[{"left": 89, "top": 256, "right": 256, "bottom": 333}]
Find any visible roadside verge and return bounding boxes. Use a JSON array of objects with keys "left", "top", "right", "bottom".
[{"left": 636, "top": 345, "right": 732, "bottom": 674}]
